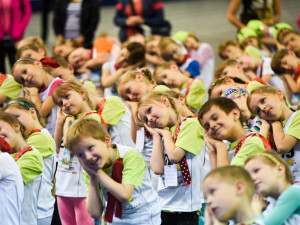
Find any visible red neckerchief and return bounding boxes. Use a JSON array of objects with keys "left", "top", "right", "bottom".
[
  {"left": 294, "top": 63, "right": 300, "bottom": 83},
  {"left": 0, "top": 137, "right": 13, "bottom": 154},
  {"left": 114, "top": 64, "right": 120, "bottom": 71},
  {"left": 40, "top": 57, "right": 60, "bottom": 68},
  {"left": 251, "top": 77, "right": 268, "bottom": 85},
  {"left": 14, "top": 146, "right": 33, "bottom": 162},
  {"left": 172, "top": 116, "right": 192, "bottom": 186},
  {"left": 31, "top": 129, "right": 41, "bottom": 135},
  {"left": 192, "top": 114, "right": 198, "bottom": 118},
  {"left": 234, "top": 133, "right": 271, "bottom": 157},
  {"left": 178, "top": 53, "right": 190, "bottom": 67},
  {"left": 0, "top": 74, "right": 8, "bottom": 86},
  {"left": 105, "top": 158, "right": 123, "bottom": 223},
  {"left": 82, "top": 99, "right": 107, "bottom": 127}
]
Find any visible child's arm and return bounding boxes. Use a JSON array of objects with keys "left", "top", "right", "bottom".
[
  {"left": 205, "top": 133, "right": 229, "bottom": 167},
  {"left": 283, "top": 74, "right": 300, "bottom": 94},
  {"left": 86, "top": 175, "right": 103, "bottom": 219},
  {"left": 271, "top": 121, "right": 298, "bottom": 153},
  {"left": 126, "top": 101, "right": 139, "bottom": 143},
  {"left": 63, "top": 116, "right": 75, "bottom": 147},
  {"left": 101, "top": 67, "right": 126, "bottom": 88},
  {"left": 261, "top": 74, "right": 272, "bottom": 84},
  {"left": 25, "top": 87, "right": 55, "bottom": 118},
  {"left": 54, "top": 109, "right": 66, "bottom": 154},
  {"left": 259, "top": 118, "right": 271, "bottom": 139},
  {"left": 146, "top": 125, "right": 165, "bottom": 175},
  {"left": 204, "top": 132, "right": 217, "bottom": 169}
]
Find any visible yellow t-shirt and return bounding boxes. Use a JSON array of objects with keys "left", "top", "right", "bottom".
[{"left": 0, "top": 75, "right": 22, "bottom": 99}]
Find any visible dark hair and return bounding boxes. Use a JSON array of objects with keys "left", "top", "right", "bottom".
[
  {"left": 271, "top": 49, "right": 290, "bottom": 75},
  {"left": 0, "top": 111, "right": 27, "bottom": 139},
  {"left": 126, "top": 42, "right": 146, "bottom": 66}
]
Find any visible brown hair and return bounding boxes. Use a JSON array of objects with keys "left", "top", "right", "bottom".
[
  {"left": 245, "top": 151, "right": 293, "bottom": 185},
  {"left": 214, "top": 59, "right": 238, "bottom": 79},
  {"left": 158, "top": 37, "right": 178, "bottom": 60},
  {"left": 271, "top": 49, "right": 290, "bottom": 75},
  {"left": 0, "top": 111, "right": 27, "bottom": 140},
  {"left": 126, "top": 42, "right": 146, "bottom": 67},
  {"left": 153, "top": 61, "right": 181, "bottom": 83},
  {"left": 218, "top": 40, "right": 239, "bottom": 59},
  {"left": 3, "top": 97, "right": 46, "bottom": 128},
  {"left": 198, "top": 97, "right": 243, "bottom": 126},
  {"left": 15, "top": 44, "right": 41, "bottom": 60}
]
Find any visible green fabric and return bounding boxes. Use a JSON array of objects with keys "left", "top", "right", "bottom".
[
  {"left": 180, "top": 79, "right": 206, "bottom": 110},
  {"left": 170, "top": 117, "right": 204, "bottom": 156},
  {"left": 229, "top": 136, "right": 265, "bottom": 167},
  {"left": 101, "top": 96, "right": 126, "bottom": 125},
  {"left": 80, "top": 79, "right": 97, "bottom": 96},
  {"left": 282, "top": 111, "right": 300, "bottom": 140},
  {"left": 27, "top": 132, "right": 55, "bottom": 158},
  {"left": 0, "top": 76, "right": 22, "bottom": 99},
  {"left": 246, "top": 80, "right": 265, "bottom": 93},
  {"left": 11, "top": 149, "right": 43, "bottom": 185},
  {"left": 153, "top": 85, "right": 170, "bottom": 92},
  {"left": 76, "top": 111, "right": 102, "bottom": 122}
]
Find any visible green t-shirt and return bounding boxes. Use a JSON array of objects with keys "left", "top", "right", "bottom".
[
  {"left": 79, "top": 79, "right": 97, "bottom": 96},
  {"left": 282, "top": 111, "right": 300, "bottom": 140},
  {"left": 0, "top": 75, "right": 22, "bottom": 99},
  {"left": 11, "top": 149, "right": 44, "bottom": 185},
  {"left": 246, "top": 80, "right": 265, "bottom": 93},
  {"left": 229, "top": 135, "right": 265, "bottom": 167},
  {"left": 76, "top": 111, "right": 102, "bottom": 122},
  {"left": 101, "top": 96, "right": 126, "bottom": 126},
  {"left": 180, "top": 79, "right": 206, "bottom": 111},
  {"left": 170, "top": 117, "right": 204, "bottom": 156},
  {"left": 153, "top": 85, "right": 170, "bottom": 92},
  {"left": 27, "top": 131, "right": 55, "bottom": 158}
]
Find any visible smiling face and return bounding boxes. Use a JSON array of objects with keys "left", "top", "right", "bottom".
[
  {"left": 56, "top": 90, "right": 86, "bottom": 116},
  {"left": 248, "top": 92, "right": 283, "bottom": 120},
  {"left": 0, "top": 120, "right": 19, "bottom": 150},
  {"left": 283, "top": 33, "right": 300, "bottom": 53},
  {"left": 280, "top": 53, "right": 298, "bottom": 74},
  {"left": 118, "top": 79, "right": 149, "bottom": 102},
  {"left": 68, "top": 48, "right": 90, "bottom": 69},
  {"left": 73, "top": 136, "right": 112, "bottom": 170},
  {"left": 155, "top": 68, "right": 180, "bottom": 88},
  {"left": 245, "top": 157, "right": 278, "bottom": 196},
  {"left": 203, "top": 177, "right": 238, "bottom": 222},
  {"left": 4, "top": 107, "right": 35, "bottom": 136},
  {"left": 200, "top": 105, "right": 237, "bottom": 141},
  {"left": 13, "top": 63, "right": 43, "bottom": 87}
]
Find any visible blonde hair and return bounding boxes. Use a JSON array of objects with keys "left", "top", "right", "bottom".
[
  {"left": 204, "top": 166, "right": 255, "bottom": 201},
  {"left": 153, "top": 61, "right": 182, "bottom": 83},
  {"left": 17, "top": 37, "right": 46, "bottom": 51},
  {"left": 52, "top": 79, "right": 94, "bottom": 110},
  {"left": 136, "top": 91, "right": 179, "bottom": 126},
  {"left": 117, "top": 68, "right": 155, "bottom": 101},
  {"left": 65, "top": 119, "right": 108, "bottom": 153},
  {"left": 15, "top": 44, "right": 46, "bottom": 60},
  {"left": 3, "top": 97, "right": 46, "bottom": 128},
  {"left": 0, "top": 111, "right": 27, "bottom": 140},
  {"left": 245, "top": 151, "right": 293, "bottom": 184}
]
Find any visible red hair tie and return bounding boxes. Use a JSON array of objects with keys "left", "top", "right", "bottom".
[{"left": 40, "top": 57, "right": 60, "bottom": 68}]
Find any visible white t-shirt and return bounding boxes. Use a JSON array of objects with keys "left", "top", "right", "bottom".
[{"left": 0, "top": 152, "right": 24, "bottom": 225}]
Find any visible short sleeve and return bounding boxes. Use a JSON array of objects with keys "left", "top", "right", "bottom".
[
  {"left": 93, "top": 37, "right": 114, "bottom": 53},
  {"left": 48, "top": 79, "right": 63, "bottom": 96},
  {"left": 27, "top": 132, "right": 55, "bottom": 158},
  {"left": 185, "top": 79, "right": 206, "bottom": 110},
  {"left": 122, "top": 148, "right": 146, "bottom": 186},
  {"left": 101, "top": 97, "right": 126, "bottom": 125},
  {"left": 285, "top": 111, "right": 300, "bottom": 140},
  {"left": 0, "top": 76, "right": 22, "bottom": 99}
]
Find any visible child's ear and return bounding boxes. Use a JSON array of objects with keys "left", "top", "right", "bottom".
[
  {"left": 178, "top": 94, "right": 185, "bottom": 105},
  {"left": 231, "top": 108, "right": 241, "bottom": 121},
  {"left": 235, "top": 180, "right": 246, "bottom": 196},
  {"left": 274, "top": 89, "right": 284, "bottom": 100},
  {"left": 160, "top": 95, "right": 170, "bottom": 106},
  {"left": 105, "top": 134, "right": 112, "bottom": 148},
  {"left": 276, "top": 163, "right": 286, "bottom": 177},
  {"left": 13, "top": 122, "right": 21, "bottom": 134},
  {"left": 29, "top": 107, "right": 37, "bottom": 120},
  {"left": 170, "top": 63, "right": 179, "bottom": 71},
  {"left": 288, "top": 51, "right": 296, "bottom": 57},
  {"left": 68, "top": 64, "right": 75, "bottom": 74},
  {"left": 34, "top": 60, "right": 42, "bottom": 68},
  {"left": 38, "top": 48, "right": 45, "bottom": 56},
  {"left": 136, "top": 72, "right": 144, "bottom": 82}
]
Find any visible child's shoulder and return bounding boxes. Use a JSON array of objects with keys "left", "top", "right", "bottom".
[{"left": 101, "top": 96, "right": 126, "bottom": 125}]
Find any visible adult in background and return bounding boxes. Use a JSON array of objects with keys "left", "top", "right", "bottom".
[
  {"left": 0, "top": 0, "right": 31, "bottom": 73},
  {"left": 227, "top": 0, "right": 281, "bottom": 30},
  {"left": 114, "top": 0, "right": 171, "bottom": 43},
  {"left": 53, "top": 0, "right": 100, "bottom": 48}
]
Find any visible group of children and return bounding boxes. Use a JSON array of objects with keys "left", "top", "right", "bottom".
[{"left": 0, "top": 14, "right": 300, "bottom": 225}]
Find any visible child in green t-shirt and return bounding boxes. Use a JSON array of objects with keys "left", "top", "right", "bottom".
[{"left": 198, "top": 97, "right": 268, "bottom": 168}]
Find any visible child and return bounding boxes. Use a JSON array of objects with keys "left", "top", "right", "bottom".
[
  {"left": 101, "top": 42, "right": 146, "bottom": 97},
  {"left": 53, "top": 39, "right": 80, "bottom": 59},
  {"left": 3, "top": 98, "right": 56, "bottom": 224},
  {"left": 203, "top": 166, "right": 263, "bottom": 225},
  {"left": 12, "top": 58, "right": 63, "bottom": 137},
  {"left": 214, "top": 59, "right": 251, "bottom": 81},
  {"left": 271, "top": 49, "right": 300, "bottom": 109},
  {"left": 16, "top": 36, "right": 46, "bottom": 50},
  {"left": 136, "top": 91, "right": 205, "bottom": 224},
  {"left": 15, "top": 44, "right": 47, "bottom": 60},
  {"left": 245, "top": 151, "right": 300, "bottom": 225},
  {"left": 158, "top": 37, "right": 200, "bottom": 78},
  {"left": 282, "top": 30, "right": 300, "bottom": 57},
  {"left": 198, "top": 97, "right": 269, "bottom": 168},
  {"left": 0, "top": 138, "right": 24, "bottom": 225},
  {"left": 145, "top": 35, "right": 164, "bottom": 68},
  {"left": 52, "top": 80, "right": 97, "bottom": 225},
  {"left": 65, "top": 118, "right": 161, "bottom": 224},
  {"left": 218, "top": 40, "right": 243, "bottom": 60},
  {"left": 247, "top": 86, "right": 300, "bottom": 184},
  {"left": 154, "top": 61, "right": 206, "bottom": 111},
  {"left": 0, "top": 111, "right": 44, "bottom": 225}
]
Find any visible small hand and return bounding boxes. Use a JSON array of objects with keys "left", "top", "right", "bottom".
[
  {"left": 78, "top": 157, "right": 100, "bottom": 177},
  {"left": 144, "top": 123, "right": 160, "bottom": 137},
  {"left": 56, "top": 108, "right": 67, "bottom": 124},
  {"left": 154, "top": 127, "right": 171, "bottom": 137},
  {"left": 204, "top": 131, "right": 217, "bottom": 154}
]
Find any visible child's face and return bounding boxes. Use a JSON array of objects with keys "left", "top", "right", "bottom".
[
  {"left": 20, "top": 49, "right": 44, "bottom": 60},
  {"left": 68, "top": 48, "right": 90, "bottom": 69},
  {"left": 219, "top": 65, "right": 243, "bottom": 79},
  {"left": 4, "top": 107, "right": 34, "bottom": 136},
  {"left": 51, "top": 67, "right": 74, "bottom": 80},
  {"left": 248, "top": 92, "right": 283, "bottom": 120},
  {"left": 116, "top": 48, "right": 130, "bottom": 68},
  {"left": 138, "top": 101, "right": 175, "bottom": 128},
  {"left": 13, "top": 63, "right": 43, "bottom": 87},
  {"left": 156, "top": 68, "right": 180, "bottom": 88},
  {"left": 203, "top": 177, "right": 238, "bottom": 222},
  {"left": 245, "top": 157, "right": 278, "bottom": 196},
  {"left": 118, "top": 79, "right": 148, "bottom": 102},
  {"left": 237, "top": 54, "right": 256, "bottom": 71},
  {"left": 210, "top": 83, "right": 238, "bottom": 99},
  {"left": 53, "top": 45, "right": 75, "bottom": 59},
  {"left": 200, "top": 105, "right": 236, "bottom": 141},
  {"left": 0, "top": 120, "right": 19, "bottom": 150},
  {"left": 56, "top": 90, "right": 85, "bottom": 116},
  {"left": 283, "top": 33, "right": 300, "bottom": 53},
  {"left": 222, "top": 45, "right": 242, "bottom": 59},
  {"left": 232, "top": 95, "right": 252, "bottom": 122},
  {"left": 184, "top": 37, "right": 198, "bottom": 52},
  {"left": 280, "top": 54, "right": 298, "bottom": 74},
  {"left": 146, "top": 39, "right": 159, "bottom": 55},
  {"left": 242, "top": 37, "right": 259, "bottom": 48},
  {"left": 73, "top": 136, "right": 111, "bottom": 170},
  {"left": 162, "top": 43, "right": 184, "bottom": 64}
]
